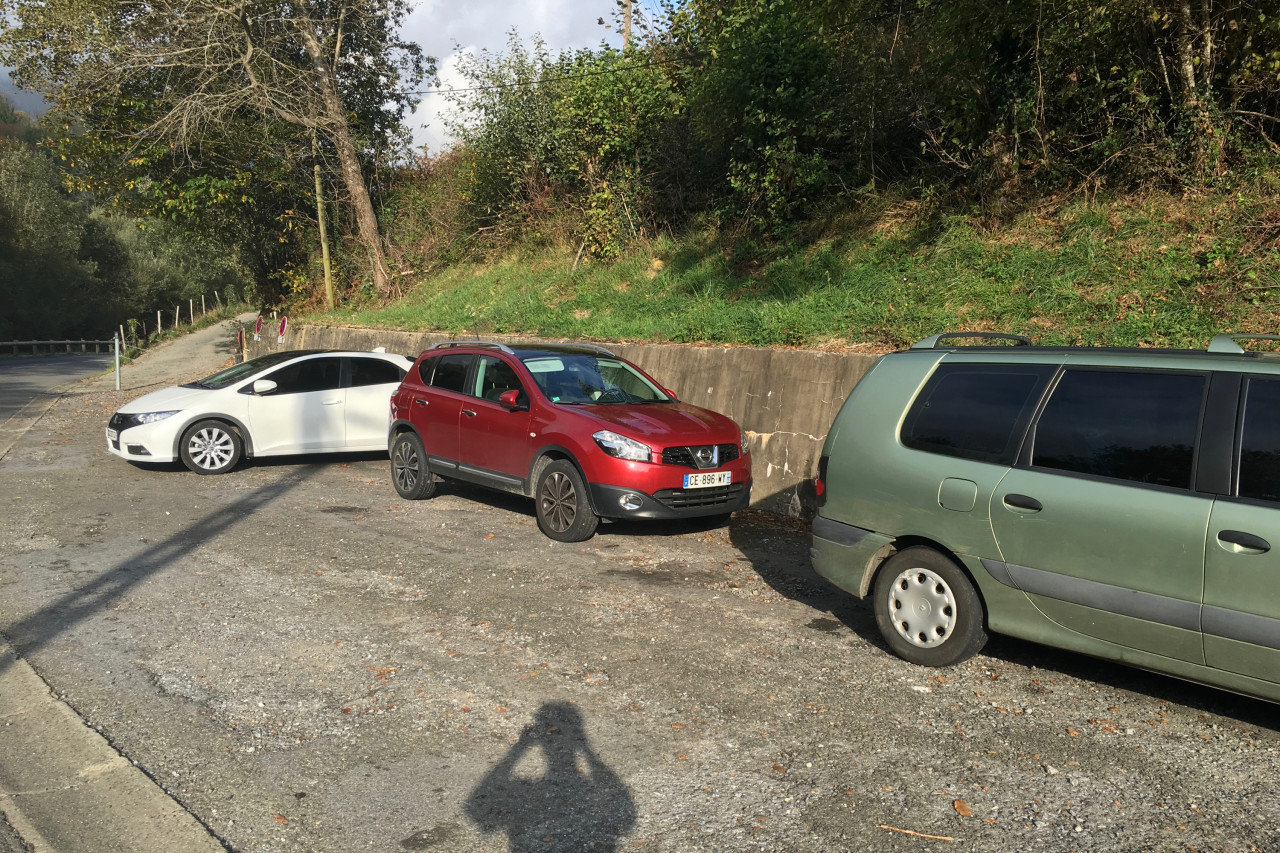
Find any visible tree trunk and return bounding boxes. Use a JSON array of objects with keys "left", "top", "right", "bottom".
[
  {"left": 1176, "top": 0, "right": 1198, "bottom": 103},
  {"left": 298, "top": 25, "right": 392, "bottom": 297}
]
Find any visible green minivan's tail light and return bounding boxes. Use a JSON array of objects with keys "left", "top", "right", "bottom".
[{"left": 815, "top": 455, "right": 828, "bottom": 507}]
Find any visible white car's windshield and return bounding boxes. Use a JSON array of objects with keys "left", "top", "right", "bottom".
[
  {"left": 183, "top": 351, "right": 322, "bottom": 390},
  {"left": 520, "top": 355, "right": 671, "bottom": 404}
]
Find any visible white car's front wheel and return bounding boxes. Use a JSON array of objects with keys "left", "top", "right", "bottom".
[{"left": 180, "top": 419, "right": 243, "bottom": 475}]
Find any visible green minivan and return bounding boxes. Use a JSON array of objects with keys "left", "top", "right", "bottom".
[{"left": 811, "top": 332, "right": 1280, "bottom": 703}]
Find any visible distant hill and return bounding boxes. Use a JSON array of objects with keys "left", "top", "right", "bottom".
[{"left": 1, "top": 68, "right": 49, "bottom": 117}]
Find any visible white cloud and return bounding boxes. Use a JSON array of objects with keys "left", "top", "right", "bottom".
[{"left": 401, "top": 0, "right": 628, "bottom": 152}]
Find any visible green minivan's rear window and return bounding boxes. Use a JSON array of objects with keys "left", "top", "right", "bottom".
[
  {"left": 902, "top": 364, "right": 1053, "bottom": 464},
  {"left": 1238, "top": 377, "right": 1280, "bottom": 502}
]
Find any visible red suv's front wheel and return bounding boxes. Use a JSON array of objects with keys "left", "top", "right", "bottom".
[{"left": 535, "top": 460, "right": 600, "bottom": 542}]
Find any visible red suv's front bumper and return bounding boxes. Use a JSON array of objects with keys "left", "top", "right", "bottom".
[{"left": 584, "top": 452, "right": 753, "bottom": 519}]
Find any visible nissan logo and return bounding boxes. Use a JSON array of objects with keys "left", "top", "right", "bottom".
[{"left": 694, "top": 446, "right": 719, "bottom": 468}]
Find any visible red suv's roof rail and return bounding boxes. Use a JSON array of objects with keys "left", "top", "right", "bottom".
[{"left": 428, "top": 340, "right": 515, "bottom": 354}]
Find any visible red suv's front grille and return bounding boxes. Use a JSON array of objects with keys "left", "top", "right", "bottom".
[
  {"left": 652, "top": 483, "right": 746, "bottom": 510},
  {"left": 661, "top": 444, "right": 740, "bottom": 468}
]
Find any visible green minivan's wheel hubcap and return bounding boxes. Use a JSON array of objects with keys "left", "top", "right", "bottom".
[{"left": 887, "top": 567, "right": 957, "bottom": 648}]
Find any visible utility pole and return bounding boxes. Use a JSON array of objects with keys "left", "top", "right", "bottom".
[
  {"left": 314, "top": 132, "right": 334, "bottom": 310},
  {"left": 623, "top": 0, "right": 632, "bottom": 49}
]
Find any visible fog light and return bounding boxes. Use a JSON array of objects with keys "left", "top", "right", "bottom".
[
  {"left": 127, "top": 444, "right": 151, "bottom": 456},
  {"left": 618, "top": 493, "right": 643, "bottom": 511}
]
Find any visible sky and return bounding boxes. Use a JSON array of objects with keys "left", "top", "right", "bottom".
[
  {"left": 2, "top": 0, "right": 655, "bottom": 151},
  {"left": 396, "top": 0, "right": 644, "bottom": 153}
]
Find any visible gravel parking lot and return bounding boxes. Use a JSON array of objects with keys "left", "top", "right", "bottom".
[{"left": 1, "top": 329, "right": 1278, "bottom": 852}]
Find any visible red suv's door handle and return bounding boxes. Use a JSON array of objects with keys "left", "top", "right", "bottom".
[
  {"left": 413, "top": 399, "right": 428, "bottom": 406},
  {"left": 462, "top": 409, "right": 477, "bottom": 417}
]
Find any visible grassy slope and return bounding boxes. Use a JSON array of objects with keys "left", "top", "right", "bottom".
[{"left": 313, "top": 191, "right": 1280, "bottom": 351}]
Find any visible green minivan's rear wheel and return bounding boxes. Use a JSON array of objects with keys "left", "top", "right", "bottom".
[{"left": 873, "top": 546, "right": 987, "bottom": 666}]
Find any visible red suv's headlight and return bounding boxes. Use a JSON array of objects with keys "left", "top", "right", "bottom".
[{"left": 593, "top": 430, "right": 651, "bottom": 462}]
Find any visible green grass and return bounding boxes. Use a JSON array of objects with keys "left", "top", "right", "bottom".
[{"left": 311, "top": 191, "right": 1280, "bottom": 351}]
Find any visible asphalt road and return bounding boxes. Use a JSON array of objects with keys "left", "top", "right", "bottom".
[
  {"left": 1, "top": 324, "right": 1278, "bottom": 852},
  {"left": 0, "top": 354, "right": 114, "bottom": 421}
]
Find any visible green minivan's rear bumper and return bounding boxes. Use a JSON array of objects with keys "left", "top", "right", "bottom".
[{"left": 810, "top": 515, "right": 896, "bottom": 599}]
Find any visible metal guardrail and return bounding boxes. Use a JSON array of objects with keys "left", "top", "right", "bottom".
[
  {"left": 1, "top": 337, "right": 122, "bottom": 389},
  {"left": 3, "top": 339, "right": 116, "bottom": 355}
]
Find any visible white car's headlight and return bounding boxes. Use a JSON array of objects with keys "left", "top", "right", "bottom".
[
  {"left": 593, "top": 430, "right": 651, "bottom": 462},
  {"left": 133, "top": 410, "right": 180, "bottom": 425}
]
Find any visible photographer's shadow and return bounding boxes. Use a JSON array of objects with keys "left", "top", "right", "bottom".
[{"left": 465, "top": 702, "right": 636, "bottom": 852}]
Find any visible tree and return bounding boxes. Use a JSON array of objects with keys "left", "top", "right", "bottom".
[{"left": 0, "top": 0, "right": 429, "bottom": 297}]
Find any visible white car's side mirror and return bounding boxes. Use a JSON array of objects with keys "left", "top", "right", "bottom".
[{"left": 252, "top": 379, "right": 278, "bottom": 395}]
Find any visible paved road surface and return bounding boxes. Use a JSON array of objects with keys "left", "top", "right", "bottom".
[{"left": 0, "top": 355, "right": 114, "bottom": 422}]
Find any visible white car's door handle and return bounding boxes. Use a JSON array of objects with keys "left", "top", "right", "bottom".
[{"left": 323, "top": 399, "right": 342, "bottom": 405}]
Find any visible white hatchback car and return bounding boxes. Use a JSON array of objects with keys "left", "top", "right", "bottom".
[{"left": 106, "top": 349, "right": 412, "bottom": 474}]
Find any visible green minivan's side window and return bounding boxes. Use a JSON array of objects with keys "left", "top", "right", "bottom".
[
  {"left": 901, "top": 365, "right": 1052, "bottom": 463},
  {"left": 1033, "top": 369, "right": 1204, "bottom": 489},
  {"left": 1239, "top": 378, "right": 1280, "bottom": 503}
]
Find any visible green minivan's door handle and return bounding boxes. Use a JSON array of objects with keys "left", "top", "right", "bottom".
[
  {"left": 1217, "top": 529, "right": 1271, "bottom": 554},
  {"left": 1002, "top": 493, "right": 1043, "bottom": 513}
]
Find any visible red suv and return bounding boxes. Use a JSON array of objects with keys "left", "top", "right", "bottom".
[{"left": 388, "top": 341, "right": 752, "bottom": 541}]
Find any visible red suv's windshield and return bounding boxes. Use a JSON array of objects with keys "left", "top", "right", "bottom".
[{"left": 519, "top": 354, "right": 671, "bottom": 405}]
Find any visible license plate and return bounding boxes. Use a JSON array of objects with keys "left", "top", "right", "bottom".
[
  {"left": 684, "top": 471, "right": 730, "bottom": 489},
  {"left": 106, "top": 428, "right": 118, "bottom": 442}
]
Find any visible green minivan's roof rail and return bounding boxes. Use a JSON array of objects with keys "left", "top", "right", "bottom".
[
  {"left": 1208, "top": 333, "right": 1280, "bottom": 354},
  {"left": 911, "top": 332, "right": 1034, "bottom": 349},
  {"left": 912, "top": 330, "right": 1280, "bottom": 356}
]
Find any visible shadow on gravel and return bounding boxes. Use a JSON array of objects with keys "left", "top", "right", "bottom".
[
  {"left": 0, "top": 464, "right": 322, "bottom": 675},
  {"left": 726, "top": 508, "right": 1280, "bottom": 726},
  {"left": 126, "top": 450, "right": 387, "bottom": 477},
  {"left": 433, "top": 477, "right": 740, "bottom": 540},
  {"left": 728, "top": 508, "right": 880, "bottom": 645},
  {"left": 979, "top": 634, "right": 1280, "bottom": 729},
  {"left": 462, "top": 702, "right": 636, "bottom": 853}
]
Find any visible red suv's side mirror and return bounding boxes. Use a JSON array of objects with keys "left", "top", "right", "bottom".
[
  {"left": 498, "top": 388, "right": 528, "bottom": 411},
  {"left": 663, "top": 387, "right": 678, "bottom": 401}
]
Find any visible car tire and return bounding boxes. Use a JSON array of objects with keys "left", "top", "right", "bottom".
[
  {"left": 535, "top": 459, "right": 599, "bottom": 542},
  {"left": 390, "top": 432, "right": 437, "bottom": 500},
  {"left": 179, "top": 419, "right": 243, "bottom": 474},
  {"left": 872, "top": 546, "right": 987, "bottom": 666}
]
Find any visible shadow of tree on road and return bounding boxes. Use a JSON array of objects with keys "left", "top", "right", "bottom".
[{"left": 0, "top": 465, "right": 322, "bottom": 674}]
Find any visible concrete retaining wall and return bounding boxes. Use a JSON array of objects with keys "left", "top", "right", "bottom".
[{"left": 247, "top": 327, "right": 879, "bottom": 515}]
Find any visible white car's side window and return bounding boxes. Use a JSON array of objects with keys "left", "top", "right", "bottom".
[{"left": 263, "top": 358, "right": 343, "bottom": 395}]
